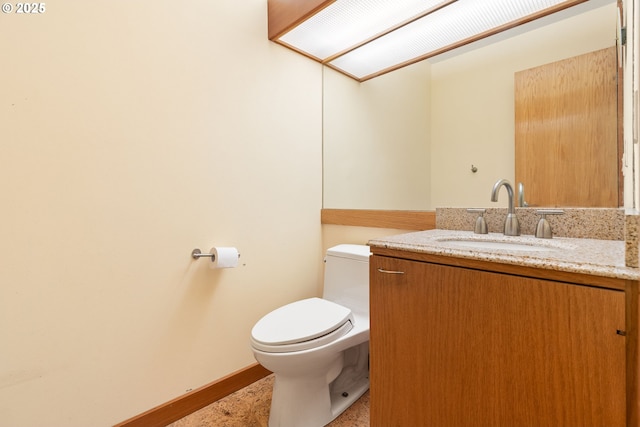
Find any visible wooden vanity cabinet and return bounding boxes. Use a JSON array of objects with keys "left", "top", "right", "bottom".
[{"left": 370, "top": 251, "right": 630, "bottom": 427}]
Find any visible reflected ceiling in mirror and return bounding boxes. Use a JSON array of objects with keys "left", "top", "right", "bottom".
[{"left": 322, "top": 0, "right": 621, "bottom": 210}]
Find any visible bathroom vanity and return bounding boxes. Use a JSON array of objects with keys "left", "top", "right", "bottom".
[{"left": 368, "top": 230, "right": 640, "bottom": 427}]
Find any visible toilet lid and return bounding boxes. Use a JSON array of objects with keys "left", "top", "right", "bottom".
[{"left": 251, "top": 297, "right": 353, "bottom": 350}]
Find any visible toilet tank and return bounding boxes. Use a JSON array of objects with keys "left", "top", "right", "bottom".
[{"left": 322, "top": 244, "right": 371, "bottom": 315}]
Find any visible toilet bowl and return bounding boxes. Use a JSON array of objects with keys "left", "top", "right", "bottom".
[{"left": 250, "top": 244, "right": 371, "bottom": 427}]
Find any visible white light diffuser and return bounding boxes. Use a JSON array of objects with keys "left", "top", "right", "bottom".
[
  {"left": 273, "top": 0, "right": 586, "bottom": 81},
  {"left": 279, "top": 0, "right": 452, "bottom": 60},
  {"left": 328, "top": 0, "right": 572, "bottom": 80}
]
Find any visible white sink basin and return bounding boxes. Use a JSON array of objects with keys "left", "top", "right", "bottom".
[{"left": 438, "top": 239, "right": 556, "bottom": 252}]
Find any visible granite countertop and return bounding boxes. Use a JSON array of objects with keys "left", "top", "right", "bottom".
[{"left": 368, "top": 229, "right": 640, "bottom": 281}]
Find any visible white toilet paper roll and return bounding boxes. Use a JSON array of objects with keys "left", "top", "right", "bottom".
[{"left": 210, "top": 247, "right": 239, "bottom": 269}]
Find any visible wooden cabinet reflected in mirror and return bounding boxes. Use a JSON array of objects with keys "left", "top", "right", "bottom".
[{"left": 515, "top": 46, "right": 620, "bottom": 207}]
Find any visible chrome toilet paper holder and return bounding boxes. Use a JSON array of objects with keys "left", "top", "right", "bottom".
[
  {"left": 191, "top": 248, "right": 214, "bottom": 260},
  {"left": 191, "top": 248, "right": 241, "bottom": 261}
]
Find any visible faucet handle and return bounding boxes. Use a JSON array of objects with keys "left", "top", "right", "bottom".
[
  {"left": 466, "top": 208, "right": 488, "bottom": 234},
  {"left": 535, "top": 209, "right": 564, "bottom": 239}
]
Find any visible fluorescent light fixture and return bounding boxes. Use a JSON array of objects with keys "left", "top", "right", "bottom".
[
  {"left": 279, "top": 0, "right": 454, "bottom": 60},
  {"left": 271, "top": 0, "right": 587, "bottom": 81},
  {"left": 329, "top": 0, "right": 577, "bottom": 80}
]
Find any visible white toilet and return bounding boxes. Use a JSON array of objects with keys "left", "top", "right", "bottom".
[{"left": 250, "top": 244, "right": 371, "bottom": 427}]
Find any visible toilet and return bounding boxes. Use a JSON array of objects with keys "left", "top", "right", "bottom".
[{"left": 250, "top": 244, "right": 371, "bottom": 427}]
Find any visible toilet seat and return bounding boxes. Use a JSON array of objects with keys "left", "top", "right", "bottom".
[{"left": 251, "top": 297, "right": 354, "bottom": 353}]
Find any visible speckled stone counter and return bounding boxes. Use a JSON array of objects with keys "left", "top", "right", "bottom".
[
  {"left": 369, "top": 229, "right": 640, "bottom": 281},
  {"left": 435, "top": 207, "right": 625, "bottom": 240},
  {"left": 435, "top": 207, "right": 640, "bottom": 268},
  {"left": 626, "top": 213, "right": 640, "bottom": 267}
]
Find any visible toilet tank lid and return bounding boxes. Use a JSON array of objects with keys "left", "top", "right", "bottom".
[{"left": 326, "top": 244, "right": 371, "bottom": 262}]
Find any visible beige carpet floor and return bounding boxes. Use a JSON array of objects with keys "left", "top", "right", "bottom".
[{"left": 167, "top": 374, "right": 370, "bottom": 427}]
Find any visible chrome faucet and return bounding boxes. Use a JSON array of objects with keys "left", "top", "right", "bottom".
[
  {"left": 518, "top": 182, "right": 529, "bottom": 207},
  {"left": 491, "top": 179, "right": 520, "bottom": 236}
]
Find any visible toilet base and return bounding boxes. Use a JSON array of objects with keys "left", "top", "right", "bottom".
[
  {"left": 267, "top": 342, "right": 369, "bottom": 427},
  {"left": 328, "top": 372, "right": 369, "bottom": 422},
  {"left": 268, "top": 373, "right": 369, "bottom": 427}
]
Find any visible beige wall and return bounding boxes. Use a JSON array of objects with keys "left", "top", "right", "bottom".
[
  {"left": 0, "top": 1, "right": 323, "bottom": 426},
  {"left": 323, "top": 61, "right": 431, "bottom": 210},
  {"left": 322, "top": 225, "right": 410, "bottom": 252},
  {"left": 430, "top": 1, "right": 618, "bottom": 208}
]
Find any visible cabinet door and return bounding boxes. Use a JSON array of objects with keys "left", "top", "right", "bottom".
[{"left": 370, "top": 256, "right": 626, "bottom": 427}]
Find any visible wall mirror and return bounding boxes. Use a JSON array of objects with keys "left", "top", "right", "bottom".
[{"left": 322, "top": 0, "right": 628, "bottom": 210}]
